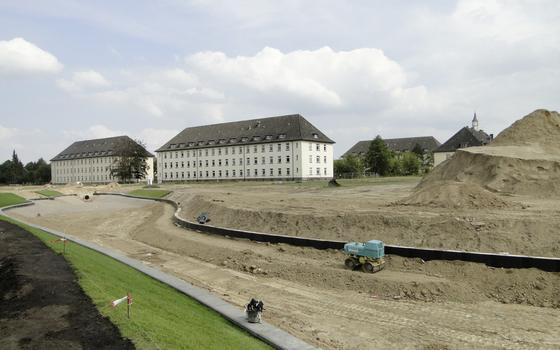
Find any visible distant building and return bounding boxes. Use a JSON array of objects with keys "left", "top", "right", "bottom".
[
  {"left": 342, "top": 136, "right": 441, "bottom": 158},
  {"left": 433, "top": 113, "right": 493, "bottom": 167},
  {"left": 50, "top": 136, "right": 154, "bottom": 184},
  {"left": 155, "top": 114, "right": 335, "bottom": 182}
]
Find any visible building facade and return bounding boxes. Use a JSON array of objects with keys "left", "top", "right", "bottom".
[
  {"left": 155, "top": 114, "right": 335, "bottom": 182},
  {"left": 50, "top": 136, "right": 154, "bottom": 184},
  {"left": 433, "top": 113, "right": 493, "bottom": 167}
]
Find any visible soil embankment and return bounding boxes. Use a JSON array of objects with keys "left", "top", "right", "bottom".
[{"left": 0, "top": 220, "right": 134, "bottom": 350}]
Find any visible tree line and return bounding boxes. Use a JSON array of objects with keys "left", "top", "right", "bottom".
[
  {"left": 334, "top": 136, "right": 434, "bottom": 178},
  {"left": 0, "top": 150, "right": 51, "bottom": 185}
]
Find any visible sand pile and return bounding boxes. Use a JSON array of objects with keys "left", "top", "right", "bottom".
[
  {"left": 105, "top": 182, "right": 121, "bottom": 190},
  {"left": 399, "top": 181, "right": 513, "bottom": 209},
  {"left": 405, "top": 109, "right": 560, "bottom": 204}
]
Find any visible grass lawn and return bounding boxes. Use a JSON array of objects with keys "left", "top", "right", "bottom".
[
  {"left": 0, "top": 192, "right": 27, "bottom": 207},
  {"left": 0, "top": 215, "right": 273, "bottom": 350},
  {"left": 127, "top": 189, "right": 171, "bottom": 199},
  {"left": 35, "top": 189, "right": 64, "bottom": 197}
]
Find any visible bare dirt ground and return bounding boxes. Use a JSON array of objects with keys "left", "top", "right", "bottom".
[
  {"left": 167, "top": 178, "right": 560, "bottom": 257},
  {"left": 0, "top": 220, "right": 134, "bottom": 350},
  {"left": 9, "top": 195, "right": 560, "bottom": 350}
]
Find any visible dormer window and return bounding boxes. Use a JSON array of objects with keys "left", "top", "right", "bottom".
[
  {"left": 312, "top": 133, "right": 318, "bottom": 139},
  {"left": 265, "top": 135, "right": 273, "bottom": 140},
  {"left": 241, "top": 137, "right": 248, "bottom": 142},
  {"left": 253, "top": 136, "right": 261, "bottom": 141},
  {"left": 278, "top": 134, "right": 286, "bottom": 139}
]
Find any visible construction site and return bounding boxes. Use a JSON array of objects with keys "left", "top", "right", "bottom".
[{"left": 3, "top": 109, "right": 559, "bottom": 349}]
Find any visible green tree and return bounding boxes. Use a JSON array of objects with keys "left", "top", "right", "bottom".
[
  {"left": 110, "top": 139, "right": 150, "bottom": 183},
  {"left": 411, "top": 143, "right": 424, "bottom": 158},
  {"left": 365, "top": 136, "right": 393, "bottom": 176},
  {"left": 334, "top": 154, "right": 365, "bottom": 177},
  {"left": 400, "top": 151, "right": 421, "bottom": 175}
]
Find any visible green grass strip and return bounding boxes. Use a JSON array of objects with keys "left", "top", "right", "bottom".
[
  {"left": 35, "top": 189, "right": 64, "bottom": 197},
  {"left": 0, "top": 192, "right": 27, "bottom": 207},
  {"left": 127, "top": 189, "right": 171, "bottom": 199},
  {"left": 0, "top": 214, "right": 272, "bottom": 350}
]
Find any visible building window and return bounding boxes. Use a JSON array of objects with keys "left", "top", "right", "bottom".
[
  {"left": 286, "top": 143, "right": 290, "bottom": 151},
  {"left": 181, "top": 172, "right": 184, "bottom": 178},
  {"left": 309, "top": 167, "right": 312, "bottom": 175},
  {"left": 254, "top": 157, "right": 258, "bottom": 165},
  {"left": 261, "top": 144, "right": 265, "bottom": 152},
  {"left": 277, "top": 143, "right": 281, "bottom": 152},
  {"left": 262, "top": 168, "right": 266, "bottom": 176},
  {"left": 324, "top": 168, "right": 327, "bottom": 175},
  {"left": 187, "top": 171, "right": 190, "bottom": 178},
  {"left": 277, "top": 156, "right": 282, "bottom": 164},
  {"left": 316, "top": 156, "right": 320, "bottom": 163},
  {"left": 206, "top": 160, "right": 209, "bottom": 167},
  {"left": 246, "top": 146, "right": 250, "bottom": 154},
  {"left": 240, "top": 170, "right": 243, "bottom": 176},
  {"left": 164, "top": 162, "right": 168, "bottom": 169},
  {"left": 309, "top": 155, "right": 313, "bottom": 163},
  {"left": 212, "top": 159, "right": 215, "bottom": 166},
  {"left": 316, "top": 144, "right": 320, "bottom": 151},
  {"left": 324, "top": 156, "right": 327, "bottom": 163},
  {"left": 206, "top": 171, "right": 209, "bottom": 177},
  {"left": 170, "top": 162, "right": 173, "bottom": 169},
  {"left": 323, "top": 144, "right": 327, "bottom": 151},
  {"left": 316, "top": 167, "right": 320, "bottom": 175},
  {"left": 225, "top": 159, "right": 228, "bottom": 166},
  {"left": 164, "top": 153, "right": 167, "bottom": 159},
  {"left": 218, "top": 170, "right": 222, "bottom": 177},
  {"left": 165, "top": 173, "right": 168, "bottom": 179},
  {"left": 176, "top": 172, "right": 179, "bottom": 178},
  {"left": 175, "top": 152, "right": 178, "bottom": 158},
  {"left": 218, "top": 159, "right": 222, "bottom": 166},
  {"left": 199, "top": 160, "right": 202, "bottom": 167},
  {"left": 269, "top": 156, "right": 273, "bottom": 164},
  {"left": 232, "top": 158, "right": 235, "bottom": 166},
  {"left": 170, "top": 172, "right": 173, "bottom": 179},
  {"left": 286, "top": 155, "right": 290, "bottom": 163},
  {"left": 308, "top": 143, "right": 312, "bottom": 151},
  {"left": 239, "top": 146, "right": 243, "bottom": 153},
  {"left": 269, "top": 144, "right": 273, "bottom": 152},
  {"left": 218, "top": 148, "right": 222, "bottom": 155},
  {"left": 225, "top": 148, "right": 228, "bottom": 155},
  {"left": 233, "top": 169, "right": 236, "bottom": 177},
  {"left": 187, "top": 161, "right": 190, "bottom": 168},
  {"left": 278, "top": 168, "right": 282, "bottom": 176},
  {"left": 253, "top": 145, "right": 257, "bottom": 153},
  {"left": 287, "top": 168, "right": 290, "bottom": 175},
  {"left": 225, "top": 170, "right": 228, "bottom": 177},
  {"left": 232, "top": 147, "right": 235, "bottom": 155},
  {"left": 181, "top": 151, "right": 184, "bottom": 157},
  {"left": 181, "top": 161, "right": 184, "bottom": 168},
  {"left": 247, "top": 169, "right": 250, "bottom": 177},
  {"left": 212, "top": 170, "right": 216, "bottom": 177},
  {"left": 254, "top": 169, "right": 258, "bottom": 176},
  {"left": 205, "top": 149, "right": 209, "bottom": 156},
  {"left": 270, "top": 168, "right": 274, "bottom": 176},
  {"left": 240, "top": 158, "right": 244, "bottom": 165}
]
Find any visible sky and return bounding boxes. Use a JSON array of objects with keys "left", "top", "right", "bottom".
[{"left": 1, "top": 0, "right": 559, "bottom": 162}]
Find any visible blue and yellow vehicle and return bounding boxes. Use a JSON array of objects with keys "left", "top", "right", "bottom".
[{"left": 343, "top": 240, "right": 385, "bottom": 273}]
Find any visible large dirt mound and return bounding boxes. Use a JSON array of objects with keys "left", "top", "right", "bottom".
[
  {"left": 489, "top": 109, "right": 560, "bottom": 150},
  {"left": 407, "top": 109, "right": 560, "bottom": 201},
  {"left": 399, "top": 181, "right": 514, "bottom": 209}
]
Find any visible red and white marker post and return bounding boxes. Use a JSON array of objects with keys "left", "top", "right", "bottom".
[
  {"left": 111, "top": 292, "right": 133, "bottom": 319},
  {"left": 50, "top": 238, "right": 68, "bottom": 254}
]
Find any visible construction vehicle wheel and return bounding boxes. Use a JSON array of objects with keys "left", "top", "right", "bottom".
[
  {"left": 362, "top": 262, "right": 374, "bottom": 273},
  {"left": 345, "top": 258, "right": 357, "bottom": 269}
]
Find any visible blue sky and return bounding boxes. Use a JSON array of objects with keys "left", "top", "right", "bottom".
[{"left": 1, "top": 0, "right": 559, "bottom": 161}]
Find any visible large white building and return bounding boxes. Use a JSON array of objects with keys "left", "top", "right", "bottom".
[
  {"left": 50, "top": 136, "right": 154, "bottom": 184},
  {"left": 155, "top": 114, "right": 335, "bottom": 182}
]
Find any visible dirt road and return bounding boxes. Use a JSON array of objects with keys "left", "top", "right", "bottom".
[{"left": 9, "top": 196, "right": 560, "bottom": 350}]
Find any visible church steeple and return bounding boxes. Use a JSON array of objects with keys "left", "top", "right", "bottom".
[{"left": 472, "top": 112, "right": 479, "bottom": 131}]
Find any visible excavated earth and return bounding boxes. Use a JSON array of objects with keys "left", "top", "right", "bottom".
[
  {"left": 0, "top": 220, "right": 134, "bottom": 350},
  {"left": 8, "top": 195, "right": 560, "bottom": 350}
]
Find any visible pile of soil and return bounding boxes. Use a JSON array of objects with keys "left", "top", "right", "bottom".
[
  {"left": 404, "top": 109, "right": 560, "bottom": 207},
  {"left": 0, "top": 221, "right": 134, "bottom": 349},
  {"left": 399, "top": 181, "right": 515, "bottom": 209}
]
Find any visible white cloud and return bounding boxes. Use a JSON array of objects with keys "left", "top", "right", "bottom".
[
  {"left": 63, "top": 124, "right": 123, "bottom": 141},
  {"left": 57, "top": 69, "right": 110, "bottom": 92},
  {"left": 0, "top": 37, "right": 63, "bottom": 75},
  {"left": 185, "top": 46, "right": 416, "bottom": 110}
]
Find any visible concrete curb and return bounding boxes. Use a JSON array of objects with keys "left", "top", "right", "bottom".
[{"left": 1, "top": 201, "right": 318, "bottom": 350}]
